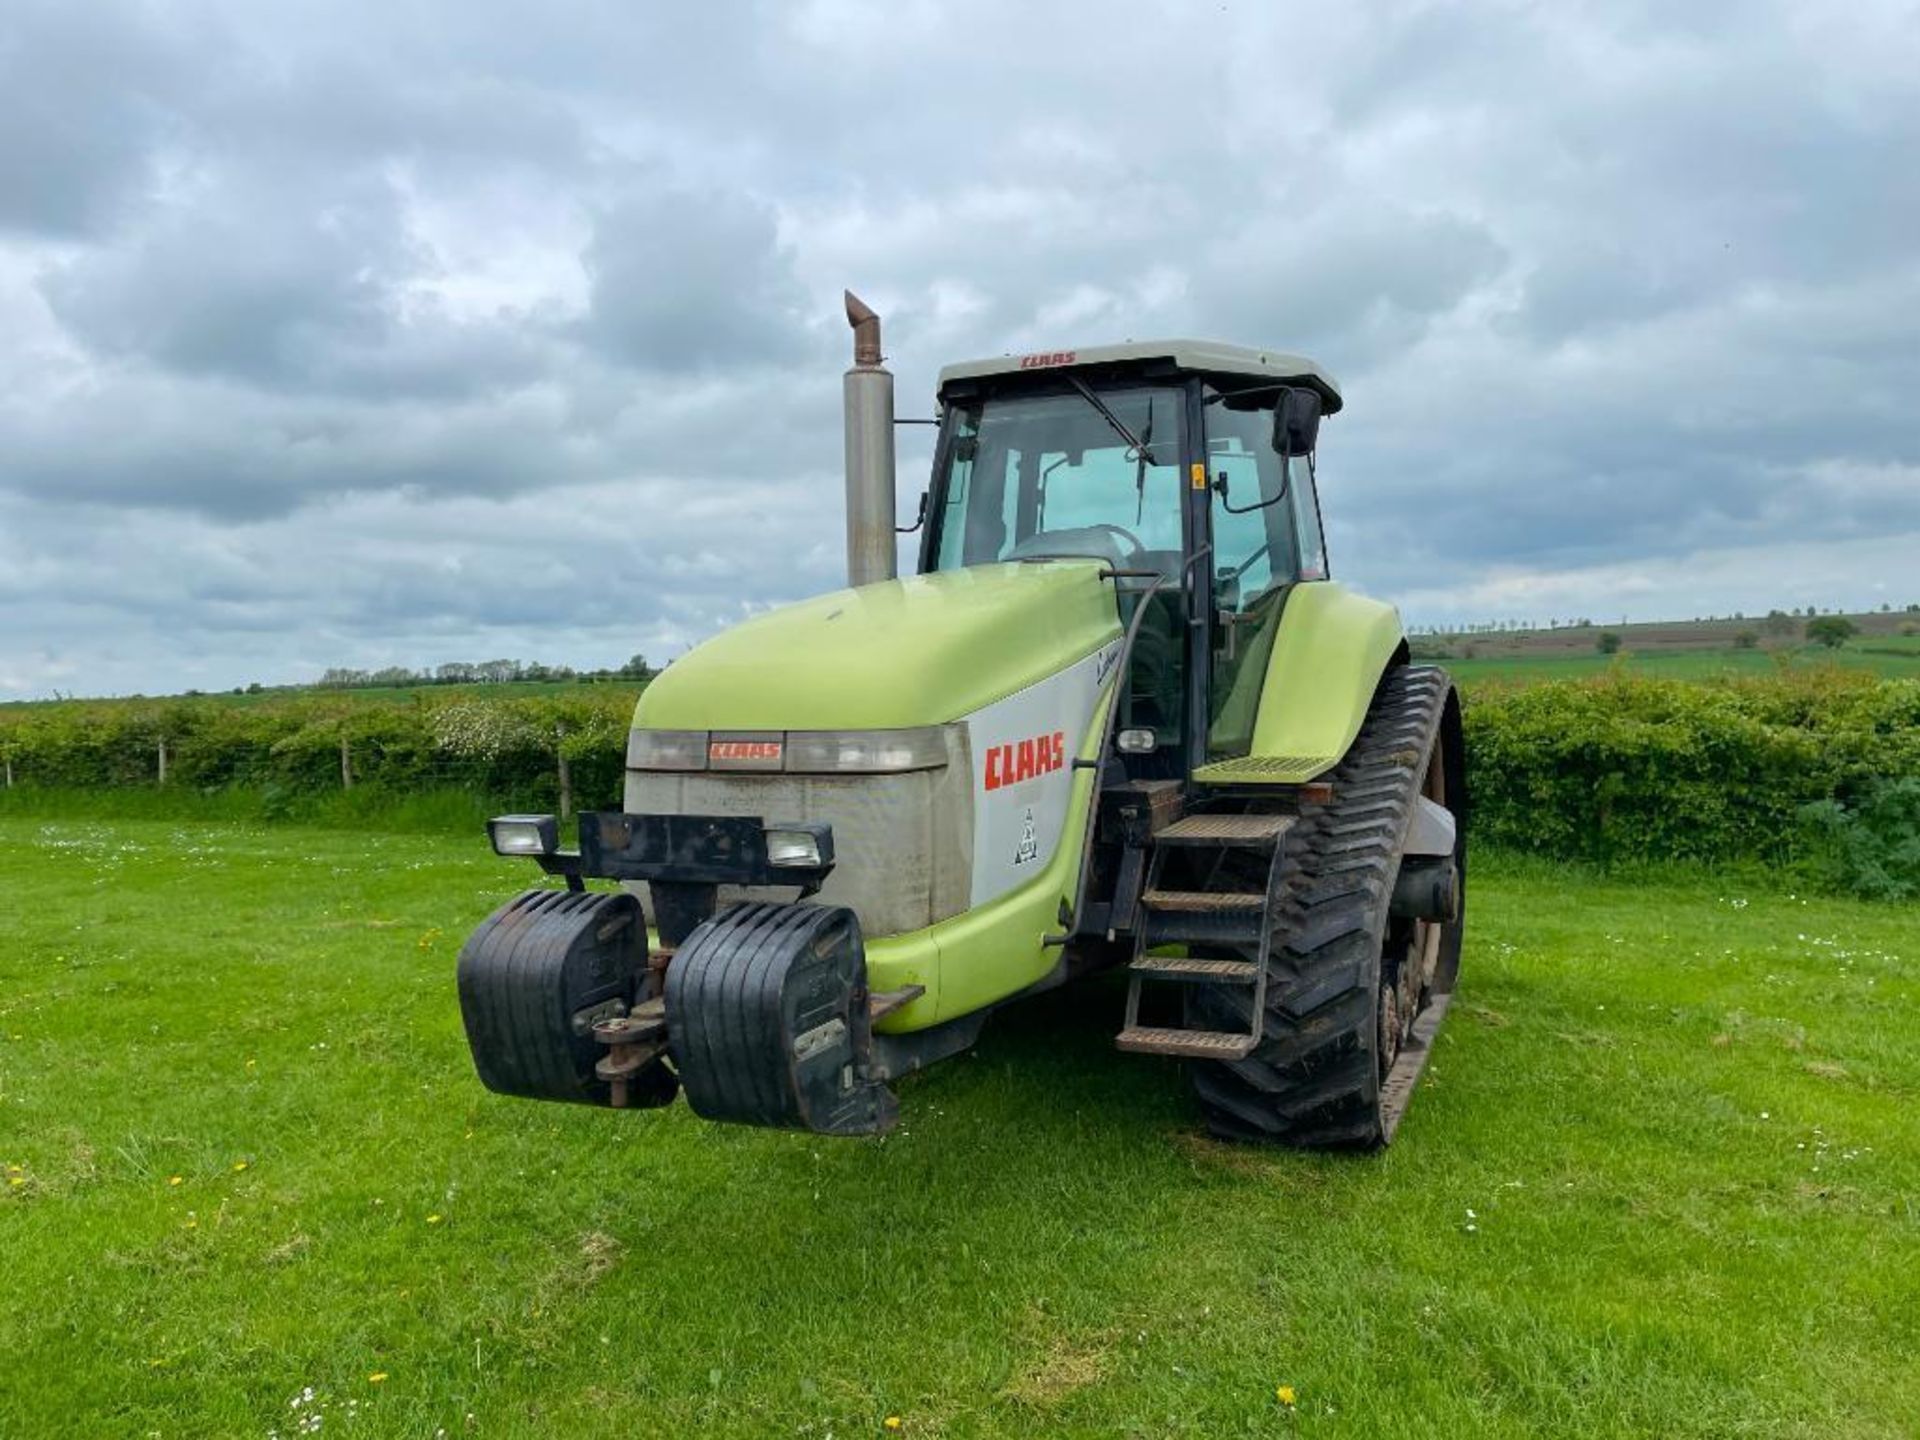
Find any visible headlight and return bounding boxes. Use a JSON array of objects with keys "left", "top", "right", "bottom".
[
  {"left": 488, "top": 814, "right": 559, "bottom": 857},
  {"left": 783, "top": 726, "right": 948, "bottom": 774},
  {"left": 764, "top": 826, "right": 828, "bottom": 868},
  {"left": 627, "top": 730, "right": 710, "bottom": 771}
]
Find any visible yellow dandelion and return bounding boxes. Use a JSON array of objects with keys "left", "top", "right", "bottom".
[
  {"left": 426, "top": 1213, "right": 444, "bottom": 1225},
  {"left": 232, "top": 1160, "right": 249, "bottom": 1172},
  {"left": 5, "top": 1163, "right": 20, "bottom": 1173},
  {"left": 7, "top": 1176, "right": 23, "bottom": 1188},
  {"left": 368, "top": 1372, "right": 389, "bottom": 1384},
  {"left": 1276, "top": 1385, "right": 1297, "bottom": 1406},
  {"left": 167, "top": 1175, "right": 183, "bottom": 1187},
  {"left": 883, "top": 1418, "right": 903, "bottom": 1431},
  {"left": 185, "top": 1217, "right": 198, "bottom": 1229},
  {"left": 245, "top": 1058, "right": 257, "bottom": 1069}
]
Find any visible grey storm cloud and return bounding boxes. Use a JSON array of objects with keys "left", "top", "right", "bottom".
[
  {"left": 2, "top": 0, "right": 1918, "bottom": 697},
  {"left": 575, "top": 181, "right": 817, "bottom": 371}
]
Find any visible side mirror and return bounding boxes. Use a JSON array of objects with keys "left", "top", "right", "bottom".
[{"left": 1271, "top": 388, "right": 1322, "bottom": 457}]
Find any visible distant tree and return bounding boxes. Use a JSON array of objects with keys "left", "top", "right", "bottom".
[
  {"left": 1596, "top": 631, "right": 1623, "bottom": 655},
  {"left": 619, "top": 654, "right": 655, "bottom": 681},
  {"left": 1764, "top": 609, "right": 1796, "bottom": 636},
  {"left": 1733, "top": 630, "right": 1758, "bottom": 650},
  {"left": 1806, "top": 615, "right": 1858, "bottom": 649}
]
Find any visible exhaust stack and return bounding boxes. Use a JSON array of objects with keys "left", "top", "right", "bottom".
[{"left": 842, "top": 290, "right": 897, "bottom": 586}]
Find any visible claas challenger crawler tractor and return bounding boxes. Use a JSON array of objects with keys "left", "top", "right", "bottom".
[{"left": 456, "top": 294, "right": 1465, "bottom": 1148}]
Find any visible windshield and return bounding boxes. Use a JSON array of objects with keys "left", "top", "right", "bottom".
[{"left": 929, "top": 383, "right": 1187, "bottom": 572}]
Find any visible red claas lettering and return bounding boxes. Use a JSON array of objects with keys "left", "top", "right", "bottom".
[{"left": 983, "top": 730, "right": 1067, "bottom": 791}]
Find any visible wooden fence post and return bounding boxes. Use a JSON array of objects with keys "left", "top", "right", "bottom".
[
  {"left": 556, "top": 723, "right": 572, "bottom": 820},
  {"left": 157, "top": 737, "right": 168, "bottom": 787},
  {"left": 340, "top": 734, "right": 354, "bottom": 790}
]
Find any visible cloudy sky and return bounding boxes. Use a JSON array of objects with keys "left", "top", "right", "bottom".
[{"left": 4, "top": 0, "right": 1916, "bottom": 698}]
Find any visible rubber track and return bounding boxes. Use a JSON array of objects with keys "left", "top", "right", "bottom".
[{"left": 1188, "top": 665, "right": 1456, "bottom": 1149}]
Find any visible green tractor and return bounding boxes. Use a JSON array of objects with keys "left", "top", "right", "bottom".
[{"left": 456, "top": 294, "right": 1465, "bottom": 1149}]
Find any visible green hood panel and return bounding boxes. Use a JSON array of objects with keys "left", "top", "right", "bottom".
[{"left": 634, "top": 562, "right": 1124, "bottom": 731}]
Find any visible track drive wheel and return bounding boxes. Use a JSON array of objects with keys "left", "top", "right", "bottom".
[{"left": 1188, "top": 665, "right": 1466, "bottom": 1148}]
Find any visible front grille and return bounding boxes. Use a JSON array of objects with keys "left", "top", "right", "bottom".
[{"left": 623, "top": 754, "right": 972, "bottom": 939}]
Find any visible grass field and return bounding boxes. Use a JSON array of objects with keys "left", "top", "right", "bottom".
[
  {"left": 1422, "top": 607, "right": 1920, "bottom": 690},
  {"left": 4, "top": 822, "right": 1917, "bottom": 1438},
  {"left": 1442, "top": 643, "right": 1920, "bottom": 688}
]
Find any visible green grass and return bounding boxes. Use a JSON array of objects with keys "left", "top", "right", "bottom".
[
  {"left": 1444, "top": 644, "right": 1920, "bottom": 688},
  {"left": 3, "top": 823, "right": 1916, "bottom": 1438},
  {"left": 0, "top": 783, "right": 505, "bottom": 833}
]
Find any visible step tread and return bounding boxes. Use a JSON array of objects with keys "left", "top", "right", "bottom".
[
  {"left": 1116, "top": 1025, "right": 1258, "bottom": 1060},
  {"left": 1128, "top": 956, "right": 1259, "bottom": 983},
  {"left": 1157, "top": 813, "right": 1297, "bottom": 846},
  {"left": 1142, "top": 888, "right": 1268, "bottom": 913}
]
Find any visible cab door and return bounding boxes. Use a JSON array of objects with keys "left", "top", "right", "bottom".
[{"left": 1200, "top": 393, "right": 1326, "bottom": 761}]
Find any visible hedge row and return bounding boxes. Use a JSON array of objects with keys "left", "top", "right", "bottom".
[
  {"left": 4, "top": 670, "right": 1917, "bottom": 872},
  {"left": 0, "top": 689, "right": 641, "bottom": 815},
  {"left": 1463, "top": 668, "right": 1920, "bottom": 865}
]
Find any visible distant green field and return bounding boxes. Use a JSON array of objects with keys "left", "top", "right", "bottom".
[
  {"left": 1856, "top": 633, "right": 1920, "bottom": 655},
  {"left": 3, "top": 821, "right": 1917, "bottom": 1437},
  {"left": 1444, "top": 643, "right": 1920, "bottom": 688}
]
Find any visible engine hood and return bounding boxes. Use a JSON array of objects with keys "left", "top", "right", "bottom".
[{"left": 633, "top": 561, "right": 1123, "bottom": 732}]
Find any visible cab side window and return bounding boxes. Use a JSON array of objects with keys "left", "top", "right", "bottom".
[
  {"left": 1291, "top": 453, "right": 1328, "bottom": 580},
  {"left": 1205, "top": 399, "right": 1297, "bottom": 608}
]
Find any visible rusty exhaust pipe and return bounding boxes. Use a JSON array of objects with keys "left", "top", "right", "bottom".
[{"left": 842, "top": 290, "right": 897, "bottom": 587}]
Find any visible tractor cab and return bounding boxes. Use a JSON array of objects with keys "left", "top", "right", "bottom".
[{"left": 920, "top": 343, "right": 1342, "bottom": 779}]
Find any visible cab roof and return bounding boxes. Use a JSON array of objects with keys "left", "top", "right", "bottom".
[{"left": 936, "top": 339, "right": 1342, "bottom": 414}]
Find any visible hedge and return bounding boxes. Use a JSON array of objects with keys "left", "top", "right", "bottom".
[
  {"left": 4, "top": 670, "right": 1917, "bottom": 877},
  {"left": 1463, "top": 668, "right": 1920, "bottom": 866},
  {"left": 0, "top": 689, "right": 640, "bottom": 816}
]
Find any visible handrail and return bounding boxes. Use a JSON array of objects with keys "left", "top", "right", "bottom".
[{"left": 1049, "top": 569, "right": 1171, "bottom": 946}]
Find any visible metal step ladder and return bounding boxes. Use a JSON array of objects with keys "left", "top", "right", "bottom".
[{"left": 1116, "top": 812, "right": 1294, "bottom": 1060}]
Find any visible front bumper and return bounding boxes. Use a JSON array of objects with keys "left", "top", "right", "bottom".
[{"left": 503, "top": 810, "right": 835, "bottom": 944}]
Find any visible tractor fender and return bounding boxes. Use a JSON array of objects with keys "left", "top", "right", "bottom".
[{"left": 1199, "top": 580, "right": 1406, "bottom": 785}]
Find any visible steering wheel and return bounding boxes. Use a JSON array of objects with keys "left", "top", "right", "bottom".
[{"left": 1085, "top": 523, "right": 1146, "bottom": 559}]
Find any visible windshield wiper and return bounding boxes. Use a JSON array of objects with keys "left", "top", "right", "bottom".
[{"left": 1065, "top": 376, "right": 1155, "bottom": 464}]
